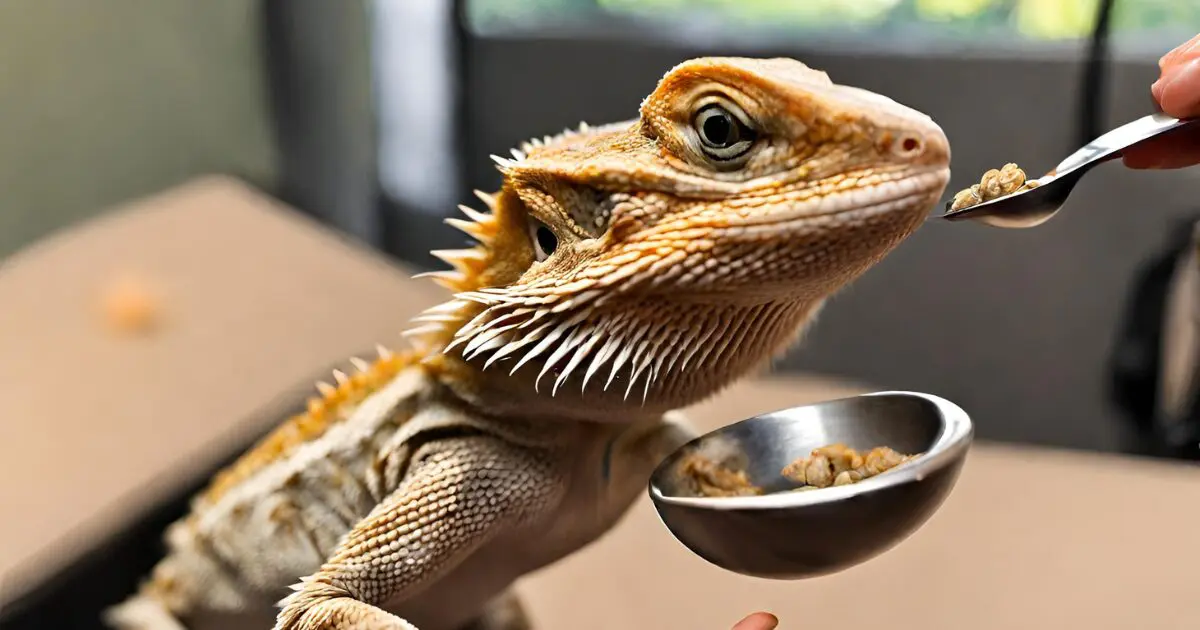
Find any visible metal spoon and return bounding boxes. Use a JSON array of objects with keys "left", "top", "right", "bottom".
[
  {"left": 647, "top": 391, "right": 972, "bottom": 579},
  {"left": 941, "top": 113, "right": 1197, "bottom": 228}
]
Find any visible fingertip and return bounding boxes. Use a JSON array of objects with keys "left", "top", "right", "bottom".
[
  {"left": 732, "top": 612, "right": 779, "bottom": 630},
  {"left": 1159, "top": 58, "right": 1200, "bottom": 118},
  {"left": 1119, "top": 123, "right": 1200, "bottom": 169},
  {"left": 1121, "top": 137, "right": 1165, "bottom": 169},
  {"left": 1121, "top": 147, "right": 1158, "bottom": 169}
]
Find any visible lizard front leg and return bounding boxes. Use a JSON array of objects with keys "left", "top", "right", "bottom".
[{"left": 273, "top": 435, "right": 561, "bottom": 630}]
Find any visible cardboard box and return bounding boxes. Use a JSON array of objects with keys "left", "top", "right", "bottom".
[{"left": 2, "top": 178, "right": 1197, "bottom": 629}]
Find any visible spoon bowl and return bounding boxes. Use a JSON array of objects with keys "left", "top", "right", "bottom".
[
  {"left": 648, "top": 391, "right": 972, "bottom": 580},
  {"left": 941, "top": 113, "right": 1197, "bottom": 228}
]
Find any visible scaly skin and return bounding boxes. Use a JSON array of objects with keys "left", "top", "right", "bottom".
[{"left": 105, "top": 57, "right": 950, "bottom": 630}]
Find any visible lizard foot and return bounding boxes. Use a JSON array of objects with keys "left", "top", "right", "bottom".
[{"left": 274, "top": 583, "right": 418, "bottom": 630}]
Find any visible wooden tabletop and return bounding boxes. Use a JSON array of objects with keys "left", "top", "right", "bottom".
[{"left": 0, "top": 177, "right": 443, "bottom": 595}]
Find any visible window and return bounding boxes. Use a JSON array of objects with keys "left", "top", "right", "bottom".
[{"left": 468, "top": 0, "right": 1200, "bottom": 48}]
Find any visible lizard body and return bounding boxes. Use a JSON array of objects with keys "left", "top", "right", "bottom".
[{"left": 106, "top": 57, "right": 950, "bottom": 630}]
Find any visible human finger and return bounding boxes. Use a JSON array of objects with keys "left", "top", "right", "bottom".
[
  {"left": 1154, "top": 57, "right": 1200, "bottom": 119},
  {"left": 1121, "top": 123, "right": 1200, "bottom": 169},
  {"left": 1157, "top": 33, "right": 1200, "bottom": 72},
  {"left": 730, "top": 612, "right": 779, "bottom": 630}
]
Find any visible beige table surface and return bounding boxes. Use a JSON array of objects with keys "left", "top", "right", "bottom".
[{"left": 1, "top": 177, "right": 1197, "bottom": 628}]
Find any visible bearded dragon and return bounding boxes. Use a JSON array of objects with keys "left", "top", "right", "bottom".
[{"left": 105, "top": 57, "right": 951, "bottom": 630}]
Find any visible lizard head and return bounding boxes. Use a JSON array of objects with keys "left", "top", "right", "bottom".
[{"left": 410, "top": 57, "right": 950, "bottom": 422}]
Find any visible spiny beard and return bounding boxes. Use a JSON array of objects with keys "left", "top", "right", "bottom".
[{"left": 440, "top": 292, "right": 813, "bottom": 406}]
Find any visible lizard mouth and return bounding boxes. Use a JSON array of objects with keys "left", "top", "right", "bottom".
[
  {"left": 816, "top": 168, "right": 949, "bottom": 218},
  {"left": 716, "top": 167, "right": 949, "bottom": 233}
]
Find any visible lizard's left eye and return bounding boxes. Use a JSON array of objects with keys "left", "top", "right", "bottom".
[
  {"left": 529, "top": 219, "right": 558, "bottom": 262},
  {"left": 693, "top": 103, "right": 756, "bottom": 161}
]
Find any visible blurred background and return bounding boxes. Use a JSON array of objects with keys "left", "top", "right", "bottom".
[
  {"left": 4, "top": 1, "right": 1200, "bottom": 452},
  {"left": 3, "top": 1, "right": 1200, "bottom": 628},
  {"left": 5, "top": 0, "right": 1200, "bottom": 457}
]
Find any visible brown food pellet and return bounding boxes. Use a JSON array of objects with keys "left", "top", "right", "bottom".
[
  {"left": 781, "top": 443, "right": 918, "bottom": 489},
  {"left": 677, "top": 451, "right": 763, "bottom": 497},
  {"left": 949, "top": 162, "right": 1040, "bottom": 211}
]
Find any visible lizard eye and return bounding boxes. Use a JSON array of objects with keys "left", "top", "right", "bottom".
[
  {"left": 693, "top": 103, "right": 756, "bottom": 161},
  {"left": 528, "top": 219, "right": 558, "bottom": 262}
]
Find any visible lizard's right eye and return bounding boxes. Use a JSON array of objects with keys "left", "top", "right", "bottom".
[{"left": 692, "top": 103, "right": 756, "bottom": 162}]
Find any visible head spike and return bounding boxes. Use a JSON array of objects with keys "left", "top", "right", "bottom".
[
  {"left": 444, "top": 218, "right": 491, "bottom": 242},
  {"left": 349, "top": 357, "right": 370, "bottom": 373},
  {"left": 472, "top": 189, "right": 498, "bottom": 210},
  {"left": 315, "top": 381, "right": 336, "bottom": 397},
  {"left": 456, "top": 203, "right": 490, "bottom": 222},
  {"left": 489, "top": 154, "right": 515, "bottom": 171},
  {"left": 332, "top": 370, "right": 349, "bottom": 386},
  {"left": 412, "top": 270, "right": 467, "bottom": 291},
  {"left": 431, "top": 248, "right": 488, "bottom": 275}
]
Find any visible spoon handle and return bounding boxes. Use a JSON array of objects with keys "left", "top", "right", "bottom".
[{"left": 1053, "top": 113, "right": 1194, "bottom": 175}]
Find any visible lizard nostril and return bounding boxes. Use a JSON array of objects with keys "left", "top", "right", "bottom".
[{"left": 894, "top": 135, "right": 923, "bottom": 158}]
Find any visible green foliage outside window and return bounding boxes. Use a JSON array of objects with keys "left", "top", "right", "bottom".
[{"left": 468, "top": 0, "right": 1200, "bottom": 42}]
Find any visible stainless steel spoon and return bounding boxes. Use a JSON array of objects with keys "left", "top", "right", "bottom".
[
  {"left": 941, "top": 113, "right": 1197, "bottom": 228},
  {"left": 647, "top": 391, "right": 972, "bottom": 579}
]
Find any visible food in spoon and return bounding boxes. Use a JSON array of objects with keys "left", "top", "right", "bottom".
[
  {"left": 678, "top": 440, "right": 920, "bottom": 498},
  {"left": 949, "top": 162, "right": 1040, "bottom": 211},
  {"left": 679, "top": 451, "right": 765, "bottom": 497},
  {"left": 780, "top": 443, "right": 918, "bottom": 489},
  {"left": 677, "top": 437, "right": 764, "bottom": 497}
]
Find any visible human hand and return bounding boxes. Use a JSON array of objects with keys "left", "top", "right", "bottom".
[
  {"left": 730, "top": 612, "right": 779, "bottom": 630},
  {"left": 1123, "top": 33, "right": 1200, "bottom": 169}
]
